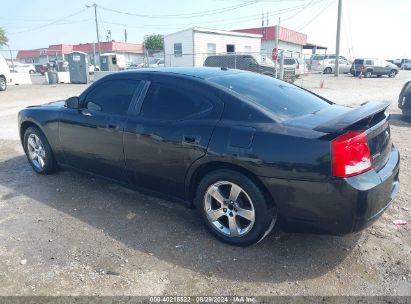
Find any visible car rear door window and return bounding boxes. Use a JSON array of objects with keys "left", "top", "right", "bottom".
[
  {"left": 84, "top": 79, "right": 140, "bottom": 115},
  {"left": 140, "top": 82, "right": 213, "bottom": 121},
  {"left": 365, "top": 60, "right": 374, "bottom": 65}
]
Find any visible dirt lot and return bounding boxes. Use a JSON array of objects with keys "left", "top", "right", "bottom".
[{"left": 0, "top": 72, "right": 410, "bottom": 297}]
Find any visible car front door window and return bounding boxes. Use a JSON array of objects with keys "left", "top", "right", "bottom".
[{"left": 84, "top": 79, "right": 140, "bottom": 115}]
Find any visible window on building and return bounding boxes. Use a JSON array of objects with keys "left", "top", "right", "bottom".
[
  {"left": 207, "top": 43, "right": 216, "bottom": 55},
  {"left": 226, "top": 44, "right": 235, "bottom": 53},
  {"left": 174, "top": 43, "right": 182, "bottom": 57},
  {"left": 244, "top": 46, "right": 252, "bottom": 53}
]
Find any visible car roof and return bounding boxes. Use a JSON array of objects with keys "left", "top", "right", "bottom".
[{"left": 109, "top": 67, "right": 243, "bottom": 80}]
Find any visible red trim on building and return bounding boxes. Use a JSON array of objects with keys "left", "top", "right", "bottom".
[
  {"left": 17, "top": 42, "right": 144, "bottom": 60},
  {"left": 233, "top": 26, "right": 307, "bottom": 45}
]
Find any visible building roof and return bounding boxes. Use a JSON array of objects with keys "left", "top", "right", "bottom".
[
  {"left": 232, "top": 26, "right": 307, "bottom": 46},
  {"left": 16, "top": 42, "right": 144, "bottom": 59},
  {"left": 303, "top": 42, "right": 328, "bottom": 50},
  {"left": 164, "top": 27, "right": 262, "bottom": 39}
]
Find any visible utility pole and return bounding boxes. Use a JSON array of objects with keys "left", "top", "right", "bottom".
[
  {"left": 275, "top": 17, "right": 280, "bottom": 78},
  {"left": 124, "top": 29, "right": 128, "bottom": 43},
  {"left": 334, "top": 0, "right": 342, "bottom": 76},
  {"left": 93, "top": 4, "right": 101, "bottom": 67}
]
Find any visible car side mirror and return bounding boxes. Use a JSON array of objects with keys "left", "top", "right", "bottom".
[{"left": 65, "top": 96, "right": 79, "bottom": 109}]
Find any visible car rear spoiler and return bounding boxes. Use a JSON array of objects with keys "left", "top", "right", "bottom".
[{"left": 314, "top": 101, "right": 390, "bottom": 133}]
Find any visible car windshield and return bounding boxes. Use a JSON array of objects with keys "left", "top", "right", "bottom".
[
  {"left": 252, "top": 54, "right": 274, "bottom": 66},
  {"left": 209, "top": 73, "right": 331, "bottom": 121},
  {"left": 148, "top": 58, "right": 160, "bottom": 64}
]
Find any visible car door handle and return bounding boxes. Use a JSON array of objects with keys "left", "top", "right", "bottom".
[{"left": 183, "top": 135, "right": 200, "bottom": 144}]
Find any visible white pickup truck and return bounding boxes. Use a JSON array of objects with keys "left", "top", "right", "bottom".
[{"left": 0, "top": 54, "right": 11, "bottom": 91}]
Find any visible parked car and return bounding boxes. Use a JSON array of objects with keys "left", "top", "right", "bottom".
[
  {"left": 9, "top": 63, "right": 36, "bottom": 74},
  {"left": 18, "top": 68, "right": 400, "bottom": 246},
  {"left": 0, "top": 54, "right": 12, "bottom": 91},
  {"left": 399, "top": 80, "right": 411, "bottom": 119},
  {"left": 204, "top": 54, "right": 296, "bottom": 83},
  {"left": 35, "top": 64, "right": 49, "bottom": 75},
  {"left": 311, "top": 58, "right": 351, "bottom": 74},
  {"left": 149, "top": 58, "right": 164, "bottom": 68},
  {"left": 350, "top": 58, "right": 399, "bottom": 78},
  {"left": 401, "top": 59, "right": 411, "bottom": 70},
  {"left": 88, "top": 64, "right": 101, "bottom": 74},
  {"left": 282, "top": 57, "right": 306, "bottom": 78},
  {"left": 393, "top": 59, "right": 402, "bottom": 68},
  {"left": 309, "top": 54, "right": 349, "bottom": 70}
]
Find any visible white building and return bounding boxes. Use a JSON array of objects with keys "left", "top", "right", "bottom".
[
  {"left": 233, "top": 26, "right": 308, "bottom": 58},
  {"left": 164, "top": 27, "right": 262, "bottom": 67}
]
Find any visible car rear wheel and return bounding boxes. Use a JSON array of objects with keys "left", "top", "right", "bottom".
[
  {"left": 195, "top": 169, "right": 276, "bottom": 246},
  {"left": 0, "top": 76, "right": 6, "bottom": 91},
  {"left": 324, "top": 67, "right": 332, "bottom": 74},
  {"left": 365, "top": 70, "right": 373, "bottom": 78},
  {"left": 23, "top": 127, "right": 57, "bottom": 174},
  {"left": 29, "top": 70, "right": 35, "bottom": 74},
  {"left": 389, "top": 70, "right": 397, "bottom": 78}
]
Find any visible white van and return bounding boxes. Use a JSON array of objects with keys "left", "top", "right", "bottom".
[{"left": 0, "top": 54, "right": 11, "bottom": 91}]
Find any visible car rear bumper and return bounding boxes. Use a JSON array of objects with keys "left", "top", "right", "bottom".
[{"left": 260, "top": 145, "right": 400, "bottom": 235}]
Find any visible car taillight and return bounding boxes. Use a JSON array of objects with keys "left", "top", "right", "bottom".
[
  {"left": 331, "top": 131, "right": 372, "bottom": 178},
  {"left": 360, "top": 65, "right": 365, "bottom": 70},
  {"left": 296, "top": 63, "right": 299, "bottom": 69}
]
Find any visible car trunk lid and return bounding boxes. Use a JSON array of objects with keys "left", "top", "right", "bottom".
[{"left": 285, "top": 101, "right": 392, "bottom": 172}]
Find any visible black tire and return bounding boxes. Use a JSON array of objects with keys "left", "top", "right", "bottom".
[
  {"left": 194, "top": 169, "right": 276, "bottom": 246},
  {"left": 29, "top": 70, "right": 35, "bottom": 74},
  {"left": 377, "top": 75, "right": 382, "bottom": 78},
  {"left": 0, "top": 76, "right": 6, "bottom": 91},
  {"left": 324, "top": 67, "right": 332, "bottom": 74},
  {"left": 23, "top": 126, "right": 57, "bottom": 174},
  {"left": 365, "top": 70, "right": 373, "bottom": 78},
  {"left": 389, "top": 70, "right": 397, "bottom": 78}
]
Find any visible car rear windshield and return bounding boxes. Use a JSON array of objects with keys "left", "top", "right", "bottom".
[
  {"left": 208, "top": 73, "right": 331, "bottom": 121},
  {"left": 283, "top": 58, "right": 295, "bottom": 65}
]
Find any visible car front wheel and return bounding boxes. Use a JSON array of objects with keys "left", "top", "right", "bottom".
[
  {"left": 23, "top": 126, "right": 57, "bottom": 174},
  {"left": 0, "top": 76, "right": 6, "bottom": 91},
  {"left": 389, "top": 70, "right": 397, "bottom": 78},
  {"left": 195, "top": 169, "right": 276, "bottom": 246},
  {"left": 324, "top": 67, "right": 332, "bottom": 74}
]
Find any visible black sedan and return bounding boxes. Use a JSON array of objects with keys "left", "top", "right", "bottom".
[{"left": 18, "top": 68, "right": 400, "bottom": 246}]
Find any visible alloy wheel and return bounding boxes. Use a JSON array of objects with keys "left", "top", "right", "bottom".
[
  {"left": 0, "top": 78, "right": 6, "bottom": 90},
  {"left": 27, "top": 133, "right": 46, "bottom": 170},
  {"left": 204, "top": 181, "right": 255, "bottom": 237}
]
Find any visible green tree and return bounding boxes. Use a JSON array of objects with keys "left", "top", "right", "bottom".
[
  {"left": 0, "top": 27, "right": 8, "bottom": 47},
  {"left": 144, "top": 34, "right": 164, "bottom": 51}
]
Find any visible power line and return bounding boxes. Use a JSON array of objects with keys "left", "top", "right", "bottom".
[
  {"left": 98, "top": 1, "right": 259, "bottom": 19},
  {"left": 296, "top": 0, "right": 335, "bottom": 31},
  {"left": 100, "top": 0, "right": 327, "bottom": 30},
  {"left": 8, "top": 8, "right": 90, "bottom": 35}
]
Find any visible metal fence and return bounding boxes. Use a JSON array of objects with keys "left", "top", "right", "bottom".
[{"left": 162, "top": 51, "right": 301, "bottom": 83}]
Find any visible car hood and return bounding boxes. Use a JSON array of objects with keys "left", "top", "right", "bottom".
[{"left": 27, "top": 100, "right": 65, "bottom": 109}]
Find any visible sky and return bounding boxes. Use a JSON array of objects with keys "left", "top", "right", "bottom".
[{"left": 1, "top": 0, "right": 410, "bottom": 60}]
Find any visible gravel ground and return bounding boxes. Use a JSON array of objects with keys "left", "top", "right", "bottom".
[{"left": 0, "top": 71, "right": 410, "bottom": 297}]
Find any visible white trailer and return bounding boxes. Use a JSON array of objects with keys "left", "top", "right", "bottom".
[{"left": 164, "top": 27, "right": 261, "bottom": 67}]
